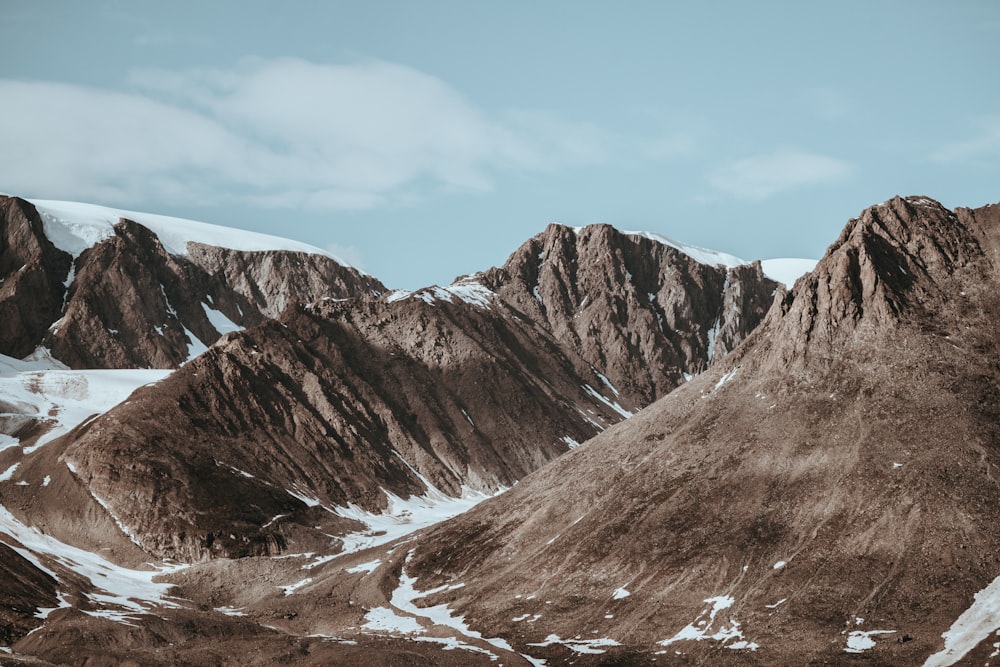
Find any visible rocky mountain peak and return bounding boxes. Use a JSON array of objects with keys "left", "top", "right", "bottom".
[
  {"left": 756, "top": 195, "right": 985, "bottom": 366},
  {"left": 0, "top": 197, "right": 384, "bottom": 369},
  {"left": 482, "top": 222, "right": 777, "bottom": 404}
]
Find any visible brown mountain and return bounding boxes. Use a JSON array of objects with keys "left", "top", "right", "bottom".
[
  {"left": 0, "top": 196, "right": 383, "bottom": 369},
  {"left": 482, "top": 223, "right": 778, "bottom": 405},
  {"left": 367, "top": 196, "right": 1000, "bottom": 665}
]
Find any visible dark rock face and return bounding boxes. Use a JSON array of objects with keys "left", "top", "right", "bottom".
[
  {"left": 0, "top": 198, "right": 72, "bottom": 359},
  {"left": 752, "top": 195, "right": 986, "bottom": 369},
  {"left": 482, "top": 223, "right": 777, "bottom": 405},
  {"left": 0, "top": 544, "right": 58, "bottom": 645},
  {"left": 395, "top": 196, "right": 1000, "bottom": 664},
  {"left": 59, "top": 293, "right": 630, "bottom": 561},
  {"left": 0, "top": 196, "right": 384, "bottom": 369}
]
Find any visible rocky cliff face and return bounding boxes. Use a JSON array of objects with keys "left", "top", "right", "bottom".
[
  {"left": 754, "top": 195, "right": 986, "bottom": 367},
  {"left": 482, "top": 223, "right": 777, "bottom": 406},
  {"left": 55, "top": 290, "right": 632, "bottom": 561},
  {"left": 0, "top": 544, "right": 58, "bottom": 645},
  {"left": 0, "top": 196, "right": 383, "bottom": 369},
  {"left": 0, "top": 198, "right": 72, "bottom": 360},
  {"left": 386, "top": 196, "right": 1000, "bottom": 665}
]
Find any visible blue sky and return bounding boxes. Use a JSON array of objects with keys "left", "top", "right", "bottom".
[{"left": 1, "top": 1, "right": 998, "bottom": 288}]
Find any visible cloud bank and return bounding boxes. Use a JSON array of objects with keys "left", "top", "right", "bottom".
[{"left": 0, "top": 58, "right": 610, "bottom": 210}]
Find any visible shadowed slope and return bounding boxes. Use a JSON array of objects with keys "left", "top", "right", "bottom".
[{"left": 394, "top": 196, "right": 1000, "bottom": 665}]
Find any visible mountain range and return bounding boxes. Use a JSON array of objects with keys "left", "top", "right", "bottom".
[{"left": 1, "top": 193, "right": 997, "bottom": 666}]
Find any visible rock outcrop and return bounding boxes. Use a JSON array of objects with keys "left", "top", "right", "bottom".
[
  {"left": 0, "top": 198, "right": 72, "bottom": 360},
  {"left": 483, "top": 223, "right": 777, "bottom": 405}
]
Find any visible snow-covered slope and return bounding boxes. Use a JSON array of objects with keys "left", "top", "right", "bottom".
[
  {"left": 30, "top": 199, "right": 351, "bottom": 266},
  {"left": 623, "top": 229, "right": 816, "bottom": 286},
  {"left": 624, "top": 229, "right": 747, "bottom": 268},
  {"left": 0, "top": 352, "right": 171, "bottom": 455}
]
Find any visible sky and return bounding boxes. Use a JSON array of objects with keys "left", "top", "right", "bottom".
[{"left": 1, "top": 1, "right": 998, "bottom": 289}]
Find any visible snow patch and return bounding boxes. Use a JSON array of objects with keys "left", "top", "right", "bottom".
[
  {"left": 286, "top": 487, "right": 322, "bottom": 507},
  {"left": 413, "top": 635, "right": 499, "bottom": 660},
  {"left": 0, "top": 362, "right": 170, "bottom": 454},
  {"left": 0, "top": 463, "right": 19, "bottom": 482},
  {"left": 527, "top": 634, "right": 621, "bottom": 655},
  {"left": 562, "top": 435, "right": 581, "bottom": 449},
  {"left": 201, "top": 303, "right": 244, "bottom": 336},
  {"left": 385, "top": 281, "right": 495, "bottom": 310},
  {"left": 0, "top": 506, "right": 185, "bottom": 623},
  {"left": 625, "top": 230, "right": 745, "bottom": 268},
  {"left": 924, "top": 572, "right": 1000, "bottom": 666},
  {"left": 713, "top": 368, "right": 739, "bottom": 392},
  {"left": 214, "top": 606, "right": 246, "bottom": 617},
  {"left": 658, "top": 595, "right": 758, "bottom": 651},
  {"left": 593, "top": 370, "right": 620, "bottom": 397},
  {"left": 334, "top": 484, "right": 503, "bottom": 556},
  {"left": 182, "top": 327, "right": 209, "bottom": 361},
  {"left": 363, "top": 606, "right": 424, "bottom": 635},
  {"left": 773, "top": 560, "right": 787, "bottom": 570},
  {"left": 612, "top": 587, "right": 631, "bottom": 600},
  {"left": 278, "top": 577, "right": 313, "bottom": 596},
  {"left": 31, "top": 199, "right": 348, "bottom": 263},
  {"left": 845, "top": 630, "right": 896, "bottom": 654},
  {"left": 346, "top": 559, "right": 381, "bottom": 575},
  {"left": 390, "top": 563, "right": 515, "bottom": 656},
  {"left": 34, "top": 592, "right": 73, "bottom": 620},
  {"left": 582, "top": 384, "right": 633, "bottom": 419},
  {"left": 759, "top": 258, "right": 818, "bottom": 287},
  {"left": 0, "top": 434, "right": 19, "bottom": 454}
]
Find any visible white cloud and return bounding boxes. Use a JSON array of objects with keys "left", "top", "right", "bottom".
[
  {"left": 930, "top": 118, "right": 1000, "bottom": 163},
  {"left": 708, "top": 149, "right": 852, "bottom": 200},
  {"left": 0, "top": 58, "right": 610, "bottom": 210}
]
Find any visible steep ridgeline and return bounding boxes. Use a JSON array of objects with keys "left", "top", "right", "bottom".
[
  {"left": 2, "top": 217, "right": 783, "bottom": 565},
  {"left": 376, "top": 196, "right": 1000, "bottom": 665},
  {"left": 481, "top": 223, "right": 779, "bottom": 406},
  {"left": 18, "top": 288, "right": 632, "bottom": 563},
  {"left": 0, "top": 197, "right": 382, "bottom": 369}
]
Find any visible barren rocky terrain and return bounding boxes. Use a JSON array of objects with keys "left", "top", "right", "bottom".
[{"left": 2, "top": 195, "right": 998, "bottom": 666}]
